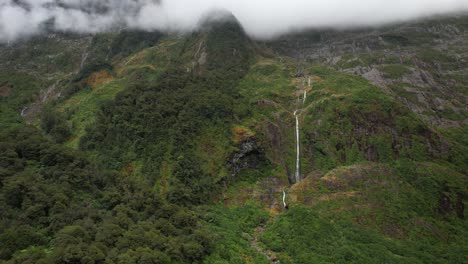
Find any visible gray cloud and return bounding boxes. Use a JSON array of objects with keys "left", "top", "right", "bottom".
[{"left": 1, "top": 0, "right": 468, "bottom": 42}]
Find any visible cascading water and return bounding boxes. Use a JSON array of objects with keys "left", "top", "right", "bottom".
[
  {"left": 20, "top": 107, "right": 27, "bottom": 117},
  {"left": 294, "top": 110, "right": 300, "bottom": 183},
  {"left": 282, "top": 190, "right": 287, "bottom": 208},
  {"left": 294, "top": 79, "right": 309, "bottom": 183},
  {"left": 80, "top": 51, "right": 89, "bottom": 69}
]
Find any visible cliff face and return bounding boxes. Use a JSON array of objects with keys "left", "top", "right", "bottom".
[{"left": 265, "top": 16, "right": 468, "bottom": 128}]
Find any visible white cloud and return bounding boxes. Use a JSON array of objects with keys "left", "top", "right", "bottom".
[{"left": 1, "top": 0, "right": 468, "bottom": 42}]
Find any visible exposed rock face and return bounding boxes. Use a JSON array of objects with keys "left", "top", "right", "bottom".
[
  {"left": 261, "top": 117, "right": 294, "bottom": 184},
  {"left": 21, "top": 83, "right": 61, "bottom": 123},
  {"left": 360, "top": 68, "right": 390, "bottom": 89},
  {"left": 438, "top": 190, "right": 465, "bottom": 219},
  {"left": 266, "top": 16, "right": 468, "bottom": 128},
  {"left": 228, "top": 138, "right": 265, "bottom": 178}
]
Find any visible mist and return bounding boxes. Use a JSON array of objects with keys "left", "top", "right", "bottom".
[{"left": 1, "top": 0, "right": 468, "bottom": 42}]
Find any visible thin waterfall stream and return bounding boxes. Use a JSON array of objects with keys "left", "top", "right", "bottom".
[
  {"left": 80, "top": 51, "right": 89, "bottom": 69},
  {"left": 294, "top": 110, "right": 300, "bottom": 183},
  {"left": 282, "top": 190, "right": 287, "bottom": 209},
  {"left": 293, "top": 77, "right": 310, "bottom": 184}
]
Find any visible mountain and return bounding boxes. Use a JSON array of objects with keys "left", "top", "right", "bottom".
[{"left": 0, "top": 14, "right": 466, "bottom": 263}]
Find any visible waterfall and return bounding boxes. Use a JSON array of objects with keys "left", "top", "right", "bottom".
[
  {"left": 80, "top": 51, "right": 89, "bottom": 69},
  {"left": 292, "top": 78, "right": 310, "bottom": 184},
  {"left": 294, "top": 110, "right": 300, "bottom": 183},
  {"left": 20, "top": 107, "right": 27, "bottom": 117},
  {"left": 282, "top": 190, "right": 287, "bottom": 208}
]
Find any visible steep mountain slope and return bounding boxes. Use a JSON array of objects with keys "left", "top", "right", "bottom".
[
  {"left": 207, "top": 58, "right": 466, "bottom": 263},
  {"left": 79, "top": 17, "right": 254, "bottom": 205},
  {"left": 0, "top": 15, "right": 466, "bottom": 264},
  {"left": 267, "top": 16, "right": 468, "bottom": 129}
]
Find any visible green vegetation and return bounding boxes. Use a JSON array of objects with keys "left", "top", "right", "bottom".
[
  {"left": 109, "top": 31, "right": 164, "bottom": 59},
  {"left": 0, "top": 124, "right": 215, "bottom": 263},
  {"left": 73, "top": 62, "right": 113, "bottom": 83},
  {"left": 300, "top": 67, "right": 450, "bottom": 171},
  {"left": 379, "top": 64, "right": 410, "bottom": 79},
  {"left": 260, "top": 161, "right": 466, "bottom": 263},
  {"left": 261, "top": 205, "right": 465, "bottom": 264},
  {"left": 381, "top": 34, "right": 410, "bottom": 46},
  {"left": 238, "top": 60, "right": 294, "bottom": 106},
  {"left": 0, "top": 15, "right": 466, "bottom": 264},
  {"left": 418, "top": 48, "right": 455, "bottom": 65},
  {"left": 0, "top": 19, "right": 255, "bottom": 263},
  {"left": 202, "top": 203, "right": 270, "bottom": 264},
  {"left": 0, "top": 33, "right": 90, "bottom": 130},
  {"left": 0, "top": 71, "right": 45, "bottom": 128},
  {"left": 41, "top": 106, "right": 71, "bottom": 143},
  {"left": 59, "top": 79, "right": 129, "bottom": 148}
]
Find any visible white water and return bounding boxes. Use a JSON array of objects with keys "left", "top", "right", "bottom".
[
  {"left": 282, "top": 190, "right": 287, "bottom": 208},
  {"left": 20, "top": 107, "right": 27, "bottom": 117},
  {"left": 293, "top": 83, "right": 309, "bottom": 183},
  {"left": 294, "top": 110, "right": 300, "bottom": 183},
  {"left": 80, "top": 51, "right": 89, "bottom": 69}
]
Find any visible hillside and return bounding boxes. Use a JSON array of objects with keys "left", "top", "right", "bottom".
[{"left": 0, "top": 14, "right": 467, "bottom": 264}]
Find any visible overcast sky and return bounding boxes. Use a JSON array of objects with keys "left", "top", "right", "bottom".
[{"left": 1, "top": 0, "right": 468, "bottom": 42}]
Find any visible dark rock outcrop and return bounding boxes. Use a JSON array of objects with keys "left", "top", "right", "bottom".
[
  {"left": 228, "top": 138, "right": 265, "bottom": 178},
  {"left": 438, "top": 193, "right": 465, "bottom": 219}
]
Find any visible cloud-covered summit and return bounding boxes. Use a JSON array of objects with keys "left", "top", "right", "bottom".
[{"left": 1, "top": 0, "right": 468, "bottom": 42}]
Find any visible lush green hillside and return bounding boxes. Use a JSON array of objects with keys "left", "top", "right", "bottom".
[
  {"left": 203, "top": 57, "right": 466, "bottom": 263},
  {"left": 0, "top": 15, "right": 466, "bottom": 264}
]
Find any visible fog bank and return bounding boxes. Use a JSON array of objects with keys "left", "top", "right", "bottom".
[{"left": 1, "top": 0, "right": 468, "bottom": 42}]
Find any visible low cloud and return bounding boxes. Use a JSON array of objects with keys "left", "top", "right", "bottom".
[{"left": 1, "top": 0, "right": 468, "bottom": 42}]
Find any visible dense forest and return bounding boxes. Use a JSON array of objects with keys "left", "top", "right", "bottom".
[{"left": 0, "top": 19, "right": 253, "bottom": 263}]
